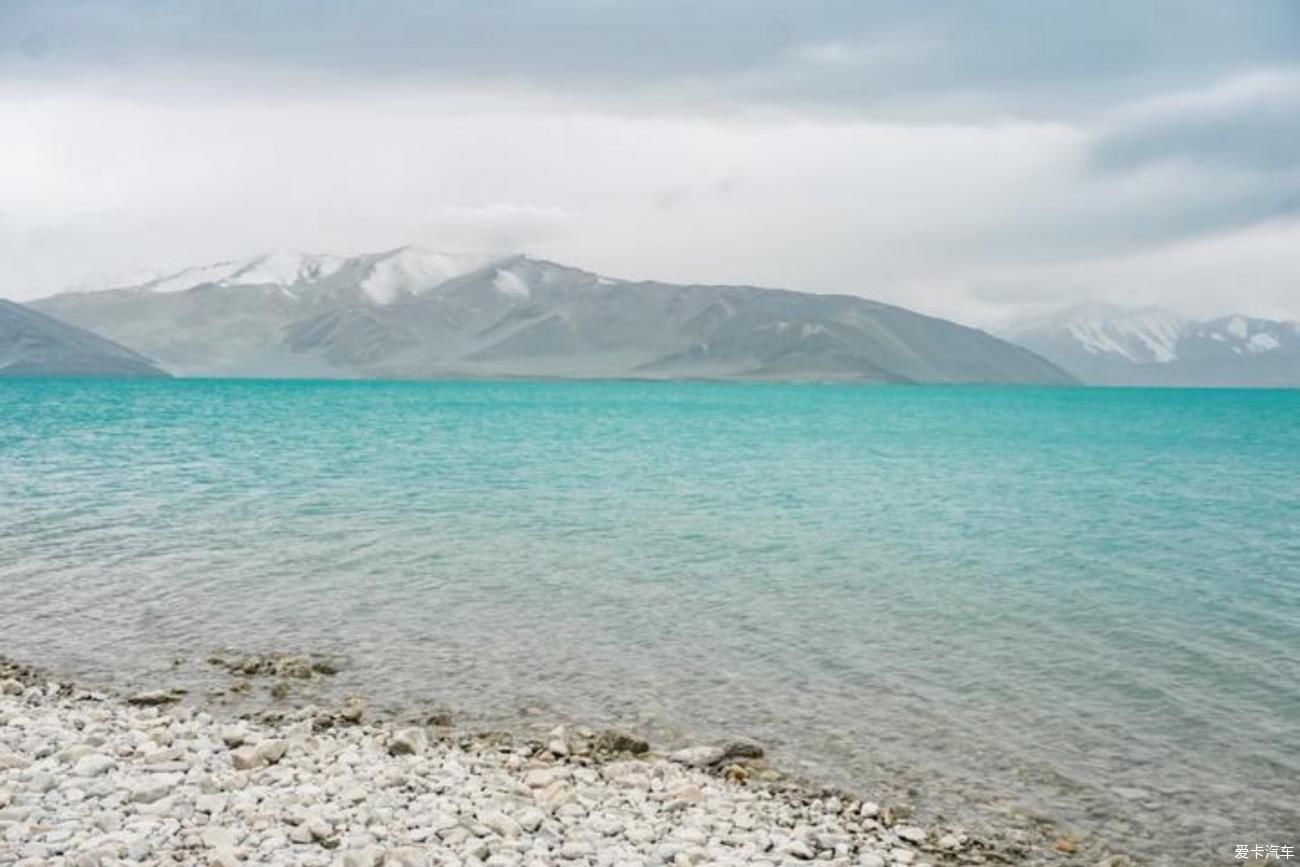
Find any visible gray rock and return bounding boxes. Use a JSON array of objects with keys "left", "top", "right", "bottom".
[
  {"left": 254, "top": 739, "right": 288, "bottom": 765},
  {"left": 229, "top": 746, "right": 263, "bottom": 770},
  {"left": 219, "top": 726, "right": 247, "bottom": 748},
  {"left": 0, "top": 752, "right": 30, "bottom": 771},
  {"left": 305, "top": 816, "right": 332, "bottom": 841},
  {"left": 516, "top": 807, "right": 546, "bottom": 833},
  {"left": 340, "top": 697, "right": 367, "bottom": 724},
  {"left": 935, "top": 833, "right": 963, "bottom": 850},
  {"left": 129, "top": 774, "right": 180, "bottom": 804},
  {"left": 522, "top": 767, "right": 570, "bottom": 788},
  {"left": 209, "top": 847, "right": 240, "bottom": 867},
  {"left": 71, "top": 754, "right": 115, "bottom": 777},
  {"left": 201, "top": 826, "right": 236, "bottom": 849},
  {"left": 594, "top": 729, "right": 650, "bottom": 755},
  {"left": 720, "top": 737, "right": 765, "bottom": 760},
  {"left": 668, "top": 746, "right": 726, "bottom": 768},
  {"left": 388, "top": 727, "right": 426, "bottom": 756},
  {"left": 785, "top": 839, "right": 816, "bottom": 860},
  {"left": 560, "top": 840, "right": 594, "bottom": 859},
  {"left": 125, "top": 690, "right": 180, "bottom": 706},
  {"left": 480, "top": 810, "right": 522, "bottom": 838}
]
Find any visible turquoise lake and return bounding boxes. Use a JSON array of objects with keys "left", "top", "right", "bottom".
[{"left": 2, "top": 379, "right": 1297, "bottom": 863}]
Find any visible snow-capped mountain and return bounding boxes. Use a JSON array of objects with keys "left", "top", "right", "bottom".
[
  {"left": 1000, "top": 303, "right": 1300, "bottom": 386},
  {"left": 28, "top": 247, "right": 1073, "bottom": 384},
  {"left": 113, "top": 246, "right": 502, "bottom": 304}
]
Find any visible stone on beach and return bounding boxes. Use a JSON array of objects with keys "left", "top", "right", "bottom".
[
  {"left": 594, "top": 728, "right": 650, "bottom": 755},
  {"left": 71, "top": 753, "right": 115, "bottom": 776},
  {"left": 220, "top": 724, "right": 247, "bottom": 747},
  {"left": 128, "top": 773, "right": 180, "bottom": 804},
  {"left": 480, "top": 809, "right": 523, "bottom": 838},
  {"left": 200, "top": 826, "right": 237, "bottom": 849},
  {"left": 209, "top": 847, "right": 240, "bottom": 867},
  {"left": 254, "top": 738, "right": 288, "bottom": 764},
  {"left": 0, "top": 657, "right": 1027, "bottom": 867},
  {"left": 341, "top": 696, "right": 367, "bottom": 723},
  {"left": 668, "top": 745, "right": 727, "bottom": 767},
  {"left": 721, "top": 736, "right": 765, "bottom": 759},
  {"left": 125, "top": 690, "right": 179, "bottom": 706},
  {"left": 388, "top": 726, "right": 427, "bottom": 756},
  {"left": 229, "top": 746, "right": 263, "bottom": 770}
]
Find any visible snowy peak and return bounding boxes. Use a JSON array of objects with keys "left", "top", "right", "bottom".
[
  {"left": 117, "top": 246, "right": 509, "bottom": 305},
  {"left": 1195, "top": 315, "right": 1298, "bottom": 356},
  {"left": 1003, "top": 303, "right": 1187, "bottom": 364},
  {"left": 1001, "top": 303, "right": 1300, "bottom": 386},
  {"left": 355, "top": 246, "right": 505, "bottom": 305},
  {"left": 225, "top": 251, "right": 346, "bottom": 289},
  {"left": 134, "top": 251, "right": 345, "bottom": 294}
]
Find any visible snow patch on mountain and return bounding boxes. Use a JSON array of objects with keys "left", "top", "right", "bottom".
[
  {"left": 145, "top": 261, "right": 248, "bottom": 293},
  {"left": 493, "top": 268, "right": 531, "bottom": 300},
  {"left": 120, "top": 246, "right": 502, "bottom": 304},
  {"left": 227, "top": 251, "right": 345, "bottom": 288},
  {"left": 136, "top": 251, "right": 345, "bottom": 294},
  {"left": 1004, "top": 303, "right": 1187, "bottom": 364},
  {"left": 359, "top": 247, "right": 501, "bottom": 305},
  {"left": 1247, "top": 332, "right": 1279, "bottom": 353},
  {"left": 1001, "top": 303, "right": 1300, "bottom": 386}
]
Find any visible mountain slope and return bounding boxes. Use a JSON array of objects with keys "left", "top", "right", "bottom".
[
  {"left": 1001, "top": 303, "right": 1300, "bottom": 386},
  {"left": 32, "top": 246, "right": 502, "bottom": 376},
  {"left": 0, "top": 299, "right": 169, "bottom": 377},
  {"left": 31, "top": 248, "right": 1073, "bottom": 384}
]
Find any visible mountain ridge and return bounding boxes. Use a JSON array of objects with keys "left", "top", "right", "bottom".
[
  {"left": 28, "top": 247, "right": 1074, "bottom": 384},
  {"left": 1000, "top": 303, "right": 1300, "bottom": 386},
  {"left": 0, "top": 299, "right": 169, "bottom": 378}
]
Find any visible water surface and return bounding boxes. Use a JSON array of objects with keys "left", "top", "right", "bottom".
[{"left": 2, "top": 379, "right": 1297, "bottom": 863}]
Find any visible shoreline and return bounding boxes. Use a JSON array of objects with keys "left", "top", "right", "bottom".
[{"left": 0, "top": 654, "right": 1136, "bottom": 867}]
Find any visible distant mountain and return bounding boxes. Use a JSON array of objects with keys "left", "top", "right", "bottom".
[
  {"left": 1000, "top": 303, "right": 1300, "bottom": 386},
  {"left": 31, "top": 246, "right": 1072, "bottom": 384},
  {"left": 0, "top": 299, "right": 168, "bottom": 378}
]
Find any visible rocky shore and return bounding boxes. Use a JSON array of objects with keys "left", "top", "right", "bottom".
[{"left": 0, "top": 657, "right": 1133, "bottom": 867}]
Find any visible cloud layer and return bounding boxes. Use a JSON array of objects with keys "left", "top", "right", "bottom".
[{"left": 1, "top": 1, "right": 1297, "bottom": 324}]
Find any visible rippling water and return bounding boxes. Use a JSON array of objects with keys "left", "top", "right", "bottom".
[{"left": 2, "top": 379, "right": 1297, "bottom": 862}]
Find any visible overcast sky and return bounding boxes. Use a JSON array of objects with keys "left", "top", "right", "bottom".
[{"left": 1, "top": 1, "right": 1297, "bottom": 325}]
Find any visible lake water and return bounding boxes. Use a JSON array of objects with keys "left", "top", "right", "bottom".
[{"left": 2, "top": 379, "right": 1297, "bottom": 863}]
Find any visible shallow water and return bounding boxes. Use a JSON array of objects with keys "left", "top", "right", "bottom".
[{"left": 2, "top": 379, "right": 1297, "bottom": 862}]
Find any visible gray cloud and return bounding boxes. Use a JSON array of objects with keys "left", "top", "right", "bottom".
[
  {"left": 1076, "top": 71, "right": 1300, "bottom": 251},
  {"left": 4, "top": 1, "right": 1298, "bottom": 118},
  {"left": 1, "top": 2, "right": 1297, "bottom": 323},
  {"left": 1091, "top": 72, "right": 1300, "bottom": 172}
]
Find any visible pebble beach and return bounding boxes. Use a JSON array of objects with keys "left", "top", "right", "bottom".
[{"left": 0, "top": 655, "right": 1141, "bottom": 867}]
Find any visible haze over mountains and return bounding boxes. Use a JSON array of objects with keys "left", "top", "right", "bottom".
[
  {"left": 0, "top": 299, "right": 168, "bottom": 378},
  {"left": 1000, "top": 303, "right": 1300, "bottom": 387},
  {"left": 26, "top": 246, "right": 1071, "bottom": 384}
]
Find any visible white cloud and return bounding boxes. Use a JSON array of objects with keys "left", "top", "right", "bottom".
[{"left": 0, "top": 72, "right": 1295, "bottom": 327}]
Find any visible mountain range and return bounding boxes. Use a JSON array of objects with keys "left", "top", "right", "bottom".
[
  {"left": 0, "top": 299, "right": 168, "bottom": 378},
  {"left": 1000, "top": 303, "right": 1300, "bottom": 387},
  {"left": 22, "top": 246, "right": 1072, "bottom": 384}
]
